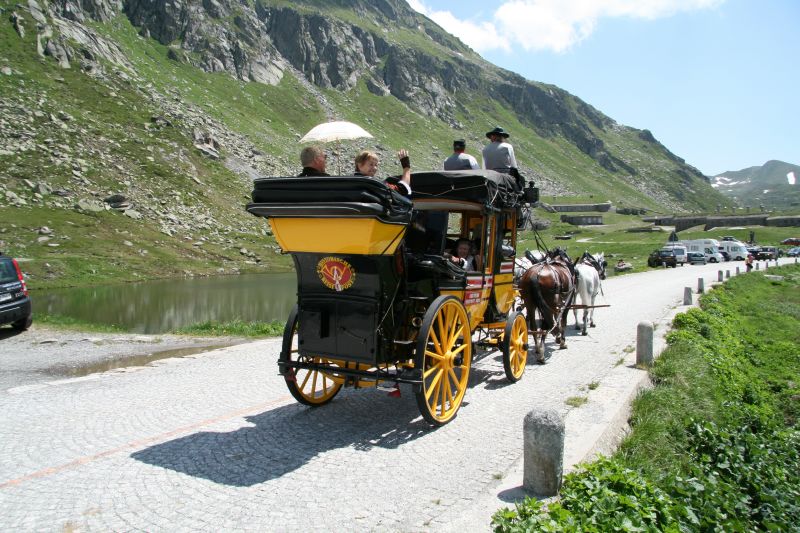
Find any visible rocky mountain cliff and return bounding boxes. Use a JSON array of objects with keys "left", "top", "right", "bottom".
[
  {"left": 0, "top": 0, "right": 732, "bottom": 287},
  {"left": 712, "top": 160, "right": 800, "bottom": 209}
]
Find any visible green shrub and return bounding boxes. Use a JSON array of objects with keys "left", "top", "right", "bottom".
[{"left": 493, "top": 266, "right": 800, "bottom": 532}]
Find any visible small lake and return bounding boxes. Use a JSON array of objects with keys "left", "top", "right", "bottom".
[{"left": 34, "top": 272, "right": 298, "bottom": 334}]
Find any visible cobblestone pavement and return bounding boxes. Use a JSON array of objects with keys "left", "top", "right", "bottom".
[{"left": 0, "top": 260, "right": 791, "bottom": 531}]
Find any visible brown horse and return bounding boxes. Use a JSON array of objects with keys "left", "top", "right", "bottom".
[{"left": 518, "top": 249, "right": 576, "bottom": 360}]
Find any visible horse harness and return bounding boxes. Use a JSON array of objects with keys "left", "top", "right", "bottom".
[
  {"left": 532, "top": 257, "right": 575, "bottom": 333},
  {"left": 578, "top": 254, "right": 605, "bottom": 296}
]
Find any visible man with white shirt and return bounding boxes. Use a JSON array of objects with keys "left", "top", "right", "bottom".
[
  {"left": 443, "top": 139, "right": 479, "bottom": 170},
  {"left": 481, "top": 126, "right": 518, "bottom": 174}
]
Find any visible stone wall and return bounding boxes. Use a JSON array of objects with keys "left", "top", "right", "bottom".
[
  {"left": 640, "top": 214, "right": 800, "bottom": 231},
  {"left": 548, "top": 202, "right": 612, "bottom": 213},
  {"left": 765, "top": 216, "right": 800, "bottom": 227},
  {"left": 704, "top": 215, "right": 767, "bottom": 230},
  {"left": 673, "top": 217, "right": 708, "bottom": 232},
  {"left": 560, "top": 215, "right": 604, "bottom": 225}
]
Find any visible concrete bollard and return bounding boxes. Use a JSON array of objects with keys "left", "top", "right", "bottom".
[
  {"left": 683, "top": 287, "right": 693, "bottom": 305},
  {"left": 736, "top": 266, "right": 740, "bottom": 275},
  {"left": 637, "top": 321, "right": 654, "bottom": 367},
  {"left": 795, "top": 257, "right": 798, "bottom": 264},
  {"left": 756, "top": 263, "right": 759, "bottom": 271},
  {"left": 717, "top": 270, "right": 723, "bottom": 282},
  {"left": 726, "top": 270, "right": 731, "bottom": 279},
  {"left": 697, "top": 278, "right": 704, "bottom": 294},
  {"left": 523, "top": 409, "right": 564, "bottom": 496}
]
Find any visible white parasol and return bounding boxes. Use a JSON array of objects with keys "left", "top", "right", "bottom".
[
  {"left": 299, "top": 121, "right": 373, "bottom": 143},
  {"left": 298, "top": 121, "right": 373, "bottom": 174}
]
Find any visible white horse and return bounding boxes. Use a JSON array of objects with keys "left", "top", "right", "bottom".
[
  {"left": 514, "top": 249, "right": 545, "bottom": 280},
  {"left": 572, "top": 252, "right": 606, "bottom": 335}
]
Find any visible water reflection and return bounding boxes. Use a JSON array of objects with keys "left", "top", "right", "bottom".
[{"left": 34, "top": 273, "right": 298, "bottom": 334}]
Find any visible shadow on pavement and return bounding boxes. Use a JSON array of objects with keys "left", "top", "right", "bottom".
[
  {"left": 132, "top": 347, "right": 555, "bottom": 487},
  {"left": 132, "top": 388, "right": 437, "bottom": 486}
]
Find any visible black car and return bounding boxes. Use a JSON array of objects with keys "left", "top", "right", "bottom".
[
  {"left": 756, "top": 246, "right": 778, "bottom": 260},
  {"left": 0, "top": 253, "right": 32, "bottom": 331}
]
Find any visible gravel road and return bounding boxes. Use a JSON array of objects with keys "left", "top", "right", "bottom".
[{"left": 0, "top": 259, "right": 791, "bottom": 531}]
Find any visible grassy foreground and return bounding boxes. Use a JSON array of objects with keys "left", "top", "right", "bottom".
[{"left": 493, "top": 264, "right": 800, "bottom": 531}]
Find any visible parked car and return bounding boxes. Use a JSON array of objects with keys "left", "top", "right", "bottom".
[
  {"left": 756, "top": 246, "right": 778, "bottom": 260},
  {"left": 687, "top": 252, "right": 707, "bottom": 265},
  {"left": 647, "top": 249, "right": 677, "bottom": 268},
  {"left": 0, "top": 253, "right": 32, "bottom": 331},
  {"left": 780, "top": 237, "right": 800, "bottom": 246},
  {"left": 787, "top": 247, "right": 800, "bottom": 257}
]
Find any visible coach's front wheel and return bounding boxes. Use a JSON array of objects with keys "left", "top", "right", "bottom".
[
  {"left": 414, "top": 296, "right": 472, "bottom": 426},
  {"left": 502, "top": 311, "right": 528, "bottom": 382}
]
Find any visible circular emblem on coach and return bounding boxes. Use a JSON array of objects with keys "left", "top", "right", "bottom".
[{"left": 316, "top": 257, "right": 355, "bottom": 292}]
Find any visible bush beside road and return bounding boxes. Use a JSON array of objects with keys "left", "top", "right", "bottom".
[{"left": 494, "top": 263, "right": 800, "bottom": 531}]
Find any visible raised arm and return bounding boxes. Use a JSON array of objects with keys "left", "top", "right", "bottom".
[{"left": 396, "top": 149, "right": 412, "bottom": 195}]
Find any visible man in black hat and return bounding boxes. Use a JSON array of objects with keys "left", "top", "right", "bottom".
[
  {"left": 482, "top": 126, "right": 518, "bottom": 174},
  {"left": 443, "top": 139, "right": 479, "bottom": 170}
]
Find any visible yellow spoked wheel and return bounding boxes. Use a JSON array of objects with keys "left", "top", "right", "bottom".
[
  {"left": 280, "top": 306, "right": 343, "bottom": 406},
  {"left": 414, "top": 296, "right": 472, "bottom": 426},
  {"left": 502, "top": 311, "right": 529, "bottom": 382}
]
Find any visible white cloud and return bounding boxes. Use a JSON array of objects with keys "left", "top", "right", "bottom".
[
  {"left": 409, "top": 0, "right": 723, "bottom": 53},
  {"left": 409, "top": 0, "right": 509, "bottom": 52}
]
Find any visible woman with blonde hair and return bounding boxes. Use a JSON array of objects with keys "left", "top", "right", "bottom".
[{"left": 354, "top": 149, "right": 412, "bottom": 197}]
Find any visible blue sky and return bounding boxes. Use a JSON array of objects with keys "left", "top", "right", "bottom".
[{"left": 408, "top": 0, "right": 799, "bottom": 176}]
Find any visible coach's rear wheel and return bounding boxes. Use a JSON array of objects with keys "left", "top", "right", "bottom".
[
  {"left": 280, "top": 305, "right": 343, "bottom": 406},
  {"left": 414, "top": 296, "right": 472, "bottom": 426},
  {"left": 502, "top": 311, "right": 528, "bottom": 382}
]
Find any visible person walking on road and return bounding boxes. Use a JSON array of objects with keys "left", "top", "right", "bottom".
[
  {"left": 443, "top": 139, "right": 479, "bottom": 170},
  {"left": 745, "top": 253, "right": 754, "bottom": 272}
]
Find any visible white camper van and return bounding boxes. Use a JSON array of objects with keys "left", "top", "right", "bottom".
[
  {"left": 681, "top": 239, "right": 724, "bottom": 263},
  {"left": 661, "top": 243, "right": 687, "bottom": 265},
  {"left": 718, "top": 240, "right": 748, "bottom": 261}
]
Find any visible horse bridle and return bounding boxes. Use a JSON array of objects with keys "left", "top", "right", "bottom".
[{"left": 581, "top": 253, "right": 606, "bottom": 279}]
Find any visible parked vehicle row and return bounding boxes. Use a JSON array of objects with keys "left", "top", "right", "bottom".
[{"left": 650, "top": 236, "right": 796, "bottom": 269}]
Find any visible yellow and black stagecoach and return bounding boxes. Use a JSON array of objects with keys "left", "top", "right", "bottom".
[{"left": 247, "top": 170, "right": 538, "bottom": 425}]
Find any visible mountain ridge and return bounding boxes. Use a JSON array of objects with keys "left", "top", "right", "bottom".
[
  {"left": 712, "top": 160, "right": 800, "bottom": 209},
  {"left": 0, "top": 0, "right": 734, "bottom": 288}
]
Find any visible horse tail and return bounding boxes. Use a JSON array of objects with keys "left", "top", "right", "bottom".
[{"left": 523, "top": 271, "right": 553, "bottom": 332}]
